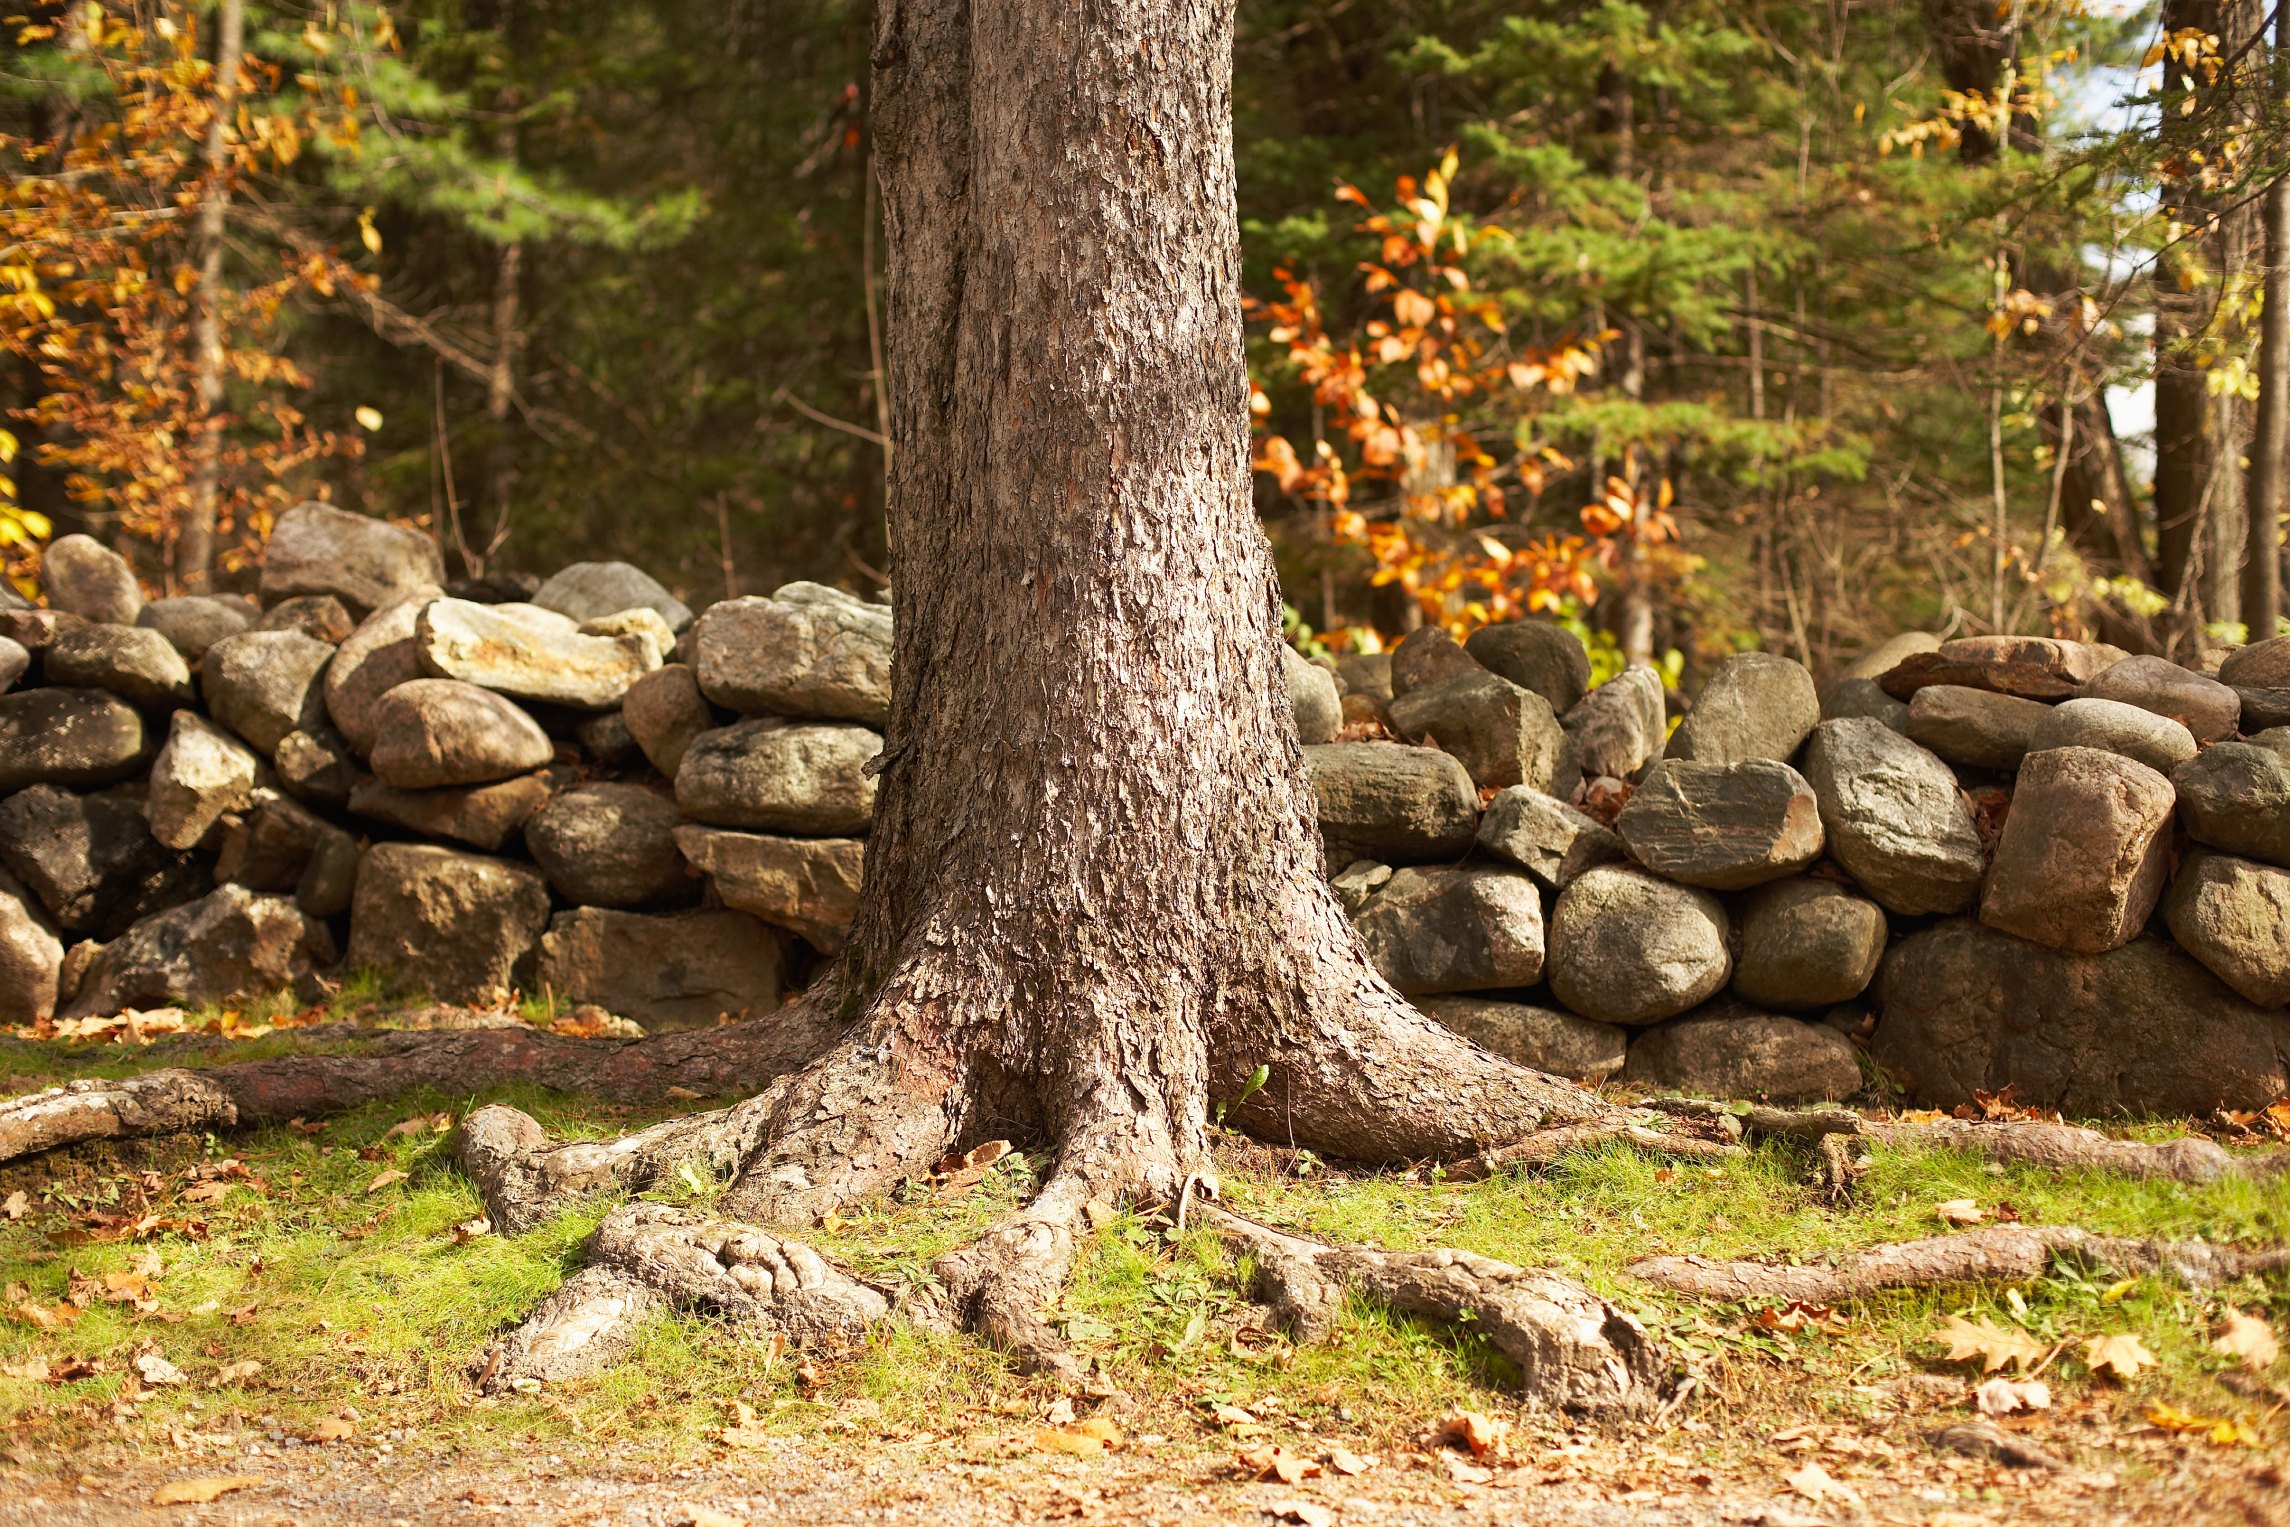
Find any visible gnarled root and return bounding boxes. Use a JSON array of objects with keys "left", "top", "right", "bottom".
[
  {"left": 1628, "top": 1224, "right": 2290, "bottom": 1303},
  {"left": 1207, "top": 1205, "right": 1669, "bottom": 1415},
  {"left": 0, "top": 1070, "right": 239, "bottom": 1165}
]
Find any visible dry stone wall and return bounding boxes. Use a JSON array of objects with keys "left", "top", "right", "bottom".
[{"left": 3, "top": 505, "right": 2287, "bottom": 1119}]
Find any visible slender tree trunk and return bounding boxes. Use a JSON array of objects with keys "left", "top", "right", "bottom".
[
  {"left": 2246, "top": 2, "right": 2290, "bottom": 639},
  {"left": 174, "top": 0, "right": 247, "bottom": 594}
]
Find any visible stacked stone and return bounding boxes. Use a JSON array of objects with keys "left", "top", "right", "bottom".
[{"left": 1298, "top": 624, "right": 2290, "bottom": 1112}]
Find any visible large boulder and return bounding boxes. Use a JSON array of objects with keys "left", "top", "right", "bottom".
[
  {"left": 2078, "top": 654, "right": 2240, "bottom": 744},
  {"left": 1667, "top": 653, "right": 1820, "bottom": 765},
  {"left": 1558, "top": 665, "right": 1668, "bottom": 787},
  {"left": 1878, "top": 635, "right": 2103, "bottom": 701},
  {"left": 1464, "top": 621, "right": 1591, "bottom": 713},
  {"left": 202, "top": 630, "right": 333, "bottom": 753},
  {"left": 1304, "top": 742, "right": 1477, "bottom": 863},
  {"left": 346, "top": 843, "right": 551, "bottom": 1003},
  {"left": 145, "top": 711, "right": 260, "bottom": 851},
  {"left": 254, "top": 594, "right": 355, "bottom": 645},
  {"left": 137, "top": 596, "right": 250, "bottom": 661},
  {"left": 1546, "top": 865, "right": 1731, "bottom": 1025},
  {"left": 1614, "top": 758, "right": 1823, "bottom": 890},
  {"left": 1413, "top": 995, "right": 1625, "bottom": 1082},
  {"left": 1387, "top": 625, "right": 1480, "bottom": 697},
  {"left": 2162, "top": 849, "right": 2290, "bottom": 1009},
  {"left": 347, "top": 773, "right": 553, "bottom": 853},
  {"left": 1386, "top": 668, "right": 1562, "bottom": 790},
  {"left": 1622, "top": 1007, "right": 1862, "bottom": 1103},
  {"left": 214, "top": 790, "right": 360, "bottom": 919},
  {"left": 1903, "top": 685, "right": 2052, "bottom": 771},
  {"left": 2240, "top": 686, "right": 2290, "bottom": 732},
  {"left": 366, "top": 679, "right": 554, "bottom": 789},
  {"left": 1799, "top": 719, "right": 1985, "bottom": 915},
  {"left": 1979, "top": 747, "right": 2174, "bottom": 954},
  {"left": 525, "top": 783, "right": 690, "bottom": 907},
  {"left": 1475, "top": 786, "right": 1623, "bottom": 889},
  {"left": 40, "top": 534, "right": 143, "bottom": 625},
  {"left": 0, "top": 785, "right": 200, "bottom": 935},
  {"left": 2218, "top": 634, "right": 2290, "bottom": 690},
  {"left": 1281, "top": 646, "right": 1341, "bottom": 745},
  {"left": 259, "top": 502, "right": 445, "bottom": 616},
  {"left": 323, "top": 597, "right": 434, "bottom": 754},
  {"left": 415, "top": 597, "right": 660, "bottom": 711},
  {"left": 1732, "top": 878, "right": 1888, "bottom": 1011},
  {"left": 535, "top": 908, "right": 788, "bottom": 1031},
  {"left": 1350, "top": 867, "right": 1545, "bottom": 995},
  {"left": 1818, "top": 676, "right": 1908, "bottom": 731},
  {"left": 1871, "top": 920, "right": 2290, "bottom": 1113},
  {"left": 0, "top": 688, "right": 147, "bottom": 792},
  {"left": 674, "top": 721, "right": 880, "bottom": 834},
  {"left": 674, "top": 826, "right": 863, "bottom": 954},
  {"left": 2173, "top": 743, "right": 2290, "bottom": 868},
  {"left": 623, "top": 663, "right": 715, "bottom": 779},
  {"left": 0, "top": 871, "right": 61, "bottom": 1023},
  {"left": 44, "top": 625, "right": 195, "bottom": 710},
  {"left": 2029, "top": 697, "right": 2197, "bottom": 774},
  {"left": 690, "top": 583, "right": 892, "bottom": 724},
  {"left": 532, "top": 561, "right": 695, "bottom": 632},
  {"left": 62, "top": 885, "right": 334, "bottom": 1018}
]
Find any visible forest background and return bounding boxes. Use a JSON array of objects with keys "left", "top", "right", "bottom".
[{"left": 6, "top": 0, "right": 2290, "bottom": 689}]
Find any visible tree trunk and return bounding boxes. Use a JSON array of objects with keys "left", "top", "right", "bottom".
[
  {"left": 174, "top": 0, "right": 247, "bottom": 594},
  {"left": 2246, "top": 2, "right": 2290, "bottom": 640}
]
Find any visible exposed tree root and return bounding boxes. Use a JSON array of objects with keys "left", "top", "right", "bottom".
[
  {"left": 1456, "top": 1112, "right": 1744, "bottom": 1177},
  {"left": 1206, "top": 1204, "right": 1670, "bottom": 1415},
  {"left": 1628, "top": 1225, "right": 2290, "bottom": 1303}
]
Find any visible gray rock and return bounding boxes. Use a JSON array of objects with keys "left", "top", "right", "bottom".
[
  {"left": 273, "top": 727, "right": 362, "bottom": 807},
  {"left": 1615, "top": 758, "right": 1824, "bottom": 890},
  {"left": 0, "top": 871, "right": 62, "bottom": 1023},
  {"left": 2078, "top": 654, "right": 2240, "bottom": 743},
  {"left": 2163, "top": 849, "right": 2290, "bottom": 1008},
  {"left": 1879, "top": 635, "right": 2102, "bottom": 701},
  {"left": 1546, "top": 865, "right": 1731, "bottom": 1025},
  {"left": 40, "top": 534, "right": 143, "bottom": 624},
  {"left": 43, "top": 624, "right": 195, "bottom": 710},
  {"left": 1622, "top": 1007, "right": 1862, "bottom": 1103},
  {"left": 673, "top": 826, "right": 863, "bottom": 954},
  {"left": 1335, "top": 653, "right": 1394, "bottom": 712},
  {"left": 347, "top": 773, "right": 554, "bottom": 853},
  {"left": 1329, "top": 858, "right": 1392, "bottom": 914},
  {"left": 535, "top": 908, "right": 787, "bottom": 1031},
  {"left": 1386, "top": 668, "right": 1562, "bottom": 791},
  {"left": 1413, "top": 995, "right": 1625, "bottom": 1082},
  {"left": 1732, "top": 878, "right": 1888, "bottom": 1011},
  {"left": 1903, "top": 685, "right": 2053, "bottom": 771},
  {"left": 0, "top": 785, "right": 200, "bottom": 934},
  {"left": 0, "top": 637, "right": 25, "bottom": 693},
  {"left": 2028, "top": 697, "right": 2198, "bottom": 774},
  {"left": 0, "top": 688, "right": 148, "bottom": 792},
  {"left": 254, "top": 594, "right": 355, "bottom": 644},
  {"left": 573, "top": 710, "right": 642, "bottom": 769},
  {"left": 366, "top": 679, "right": 554, "bottom": 790},
  {"left": 690, "top": 584, "right": 891, "bottom": 724},
  {"left": 2240, "top": 685, "right": 2290, "bottom": 732},
  {"left": 323, "top": 596, "right": 434, "bottom": 755},
  {"left": 526, "top": 783, "right": 689, "bottom": 908},
  {"left": 1871, "top": 920, "right": 2290, "bottom": 1113},
  {"left": 1282, "top": 646, "right": 1342, "bottom": 744},
  {"left": 1350, "top": 866, "right": 1545, "bottom": 995},
  {"left": 1979, "top": 747, "right": 2174, "bottom": 955},
  {"left": 1387, "top": 625, "right": 1480, "bottom": 698},
  {"left": 1304, "top": 742, "right": 1478, "bottom": 863},
  {"left": 1464, "top": 622, "right": 1591, "bottom": 713},
  {"left": 623, "top": 663, "right": 714, "bottom": 780},
  {"left": 0, "top": 608, "right": 84, "bottom": 655},
  {"left": 63, "top": 885, "right": 334, "bottom": 1017},
  {"left": 2259, "top": 727, "right": 2290, "bottom": 757},
  {"left": 137, "top": 596, "right": 249, "bottom": 660},
  {"left": 1843, "top": 631, "right": 1940, "bottom": 680},
  {"left": 1799, "top": 719, "right": 1986, "bottom": 915},
  {"left": 2173, "top": 742, "right": 2290, "bottom": 868},
  {"left": 214, "top": 789, "right": 360, "bottom": 919},
  {"left": 532, "top": 561, "right": 695, "bottom": 632},
  {"left": 416, "top": 597, "right": 660, "bottom": 711},
  {"left": 202, "top": 630, "right": 333, "bottom": 753},
  {"left": 145, "top": 711, "right": 259, "bottom": 850},
  {"left": 1668, "top": 653, "right": 1820, "bottom": 765},
  {"left": 1819, "top": 676, "right": 1909, "bottom": 731},
  {"left": 580, "top": 608, "right": 677, "bottom": 672},
  {"left": 444, "top": 572, "right": 540, "bottom": 605},
  {"left": 674, "top": 720, "right": 880, "bottom": 835},
  {"left": 260, "top": 502, "right": 446, "bottom": 616},
  {"left": 2219, "top": 635, "right": 2290, "bottom": 691},
  {"left": 347, "top": 843, "right": 551, "bottom": 1003},
  {"left": 1559, "top": 665, "right": 1668, "bottom": 786},
  {"left": 1475, "top": 786, "right": 1623, "bottom": 888}
]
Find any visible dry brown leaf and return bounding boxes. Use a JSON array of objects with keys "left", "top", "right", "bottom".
[
  {"left": 213, "top": 1359, "right": 262, "bottom": 1387},
  {"left": 1, "top": 1189, "right": 25, "bottom": 1221},
  {"left": 963, "top": 1140, "right": 1011, "bottom": 1170},
  {"left": 307, "top": 1416, "right": 356, "bottom": 1443},
  {"left": 2083, "top": 1333, "right": 2156, "bottom": 1383},
  {"left": 1326, "top": 1446, "right": 1375, "bottom": 1476},
  {"left": 1033, "top": 1426, "right": 1109, "bottom": 1457},
  {"left": 1434, "top": 1408, "right": 1507, "bottom": 1457},
  {"left": 365, "top": 1169, "right": 409, "bottom": 1194},
  {"left": 1935, "top": 1314, "right": 2047, "bottom": 1373},
  {"left": 13, "top": 1300, "right": 77, "bottom": 1329},
  {"left": 151, "top": 1475, "right": 262, "bottom": 1505},
  {"left": 1441, "top": 1453, "right": 1494, "bottom": 1485},
  {"left": 1210, "top": 1402, "right": 1259, "bottom": 1428},
  {"left": 1783, "top": 1460, "right": 1863, "bottom": 1507},
  {"left": 1974, "top": 1376, "right": 2051, "bottom": 1417},
  {"left": 2213, "top": 1311, "right": 2280, "bottom": 1372},
  {"left": 1933, "top": 1198, "right": 1987, "bottom": 1227},
  {"left": 1, "top": 1356, "right": 48, "bottom": 1381},
  {"left": 136, "top": 1352, "right": 187, "bottom": 1386},
  {"left": 1269, "top": 1503, "right": 1334, "bottom": 1527},
  {"left": 1237, "top": 1443, "right": 1322, "bottom": 1484}
]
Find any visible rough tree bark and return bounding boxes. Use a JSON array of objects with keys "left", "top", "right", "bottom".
[
  {"left": 2247, "top": 0, "right": 2290, "bottom": 639},
  {"left": 174, "top": 0, "right": 248, "bottom": 594}
]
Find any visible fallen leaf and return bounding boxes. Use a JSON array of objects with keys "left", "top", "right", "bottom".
[
  {"left": 1933, "top": 1198, "right": 1987, "bottom": 1227},
  {"left": 1, "top": 1356, "right": 48, "bottom": 1380},
  {"left": 1033, "top": 1426, "right": 1109, "bottom": 1457},
  {"left": 2100, "top": 1277, "right": 2139, "bottom": 1303},
  {"left": 1327, "top": 1446, "right": 1375, "bottom": 1476},
  {"left": 151, "top": 1475, "right": 263, "bottom": 1505},
  {"left": 2083, "top": 1333, "right": 2156, "bottom": 1383},
  {"left": 1237, "top": 1443, "right": 1321, "bottom": 1484},
  {"left": 2146, "top": 1401, "right": 2262, "bottom": 1447},
  {"left": 365, "top": 1169, "right": 409, "bottom": 1194},
  {"left": 136, "top": 1353, "right": 187, "bottom": 1386},
  {"left": 1210, "top": 1403, "right": 1259, "bottom": 1428},
  {"left": 1974, "top": 1376, "right": 2051, "bottom": 1417},
  {"left": 1434, "top": 1408, "right": 1506, "bottom": 1457},
  {"left": 212, "top": 1359, "right": 262, "bottom": 1386},
  {"left": 2213, "top": 1310, "right": 2280, "bottom": 1372},
  {"left": 1935, "top": 1313, "right": 2047, "bottom": 1373},
  {"left": 13, "top": 1300, "right": 78, "bottom": 1329},
  {"left": 1269, "top": 1503, "right": 1334, "bottom": 1527},
  {"left": 963, "top": 1139, "right": 1011, "bottom": 1170},
  {"left": 1, "top": 1189, "right": 25, "bottom": 1220},
  {"left": 179, "top": 1182, "right": 232, "bottom": 1203},
  {"left": 1784, "top": 1460, "right": 1863, "bottom": 1507},
  {"left": 307, "top": 1416, "right": 356, "bottom": 1443},
  {"left": 1441, "top": 1453, "right": 1494, "bottom": 1485}
]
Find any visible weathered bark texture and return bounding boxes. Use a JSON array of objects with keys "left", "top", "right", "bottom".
[{"left": 175, "top": 0, "right": 248, "bottom": 593}]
